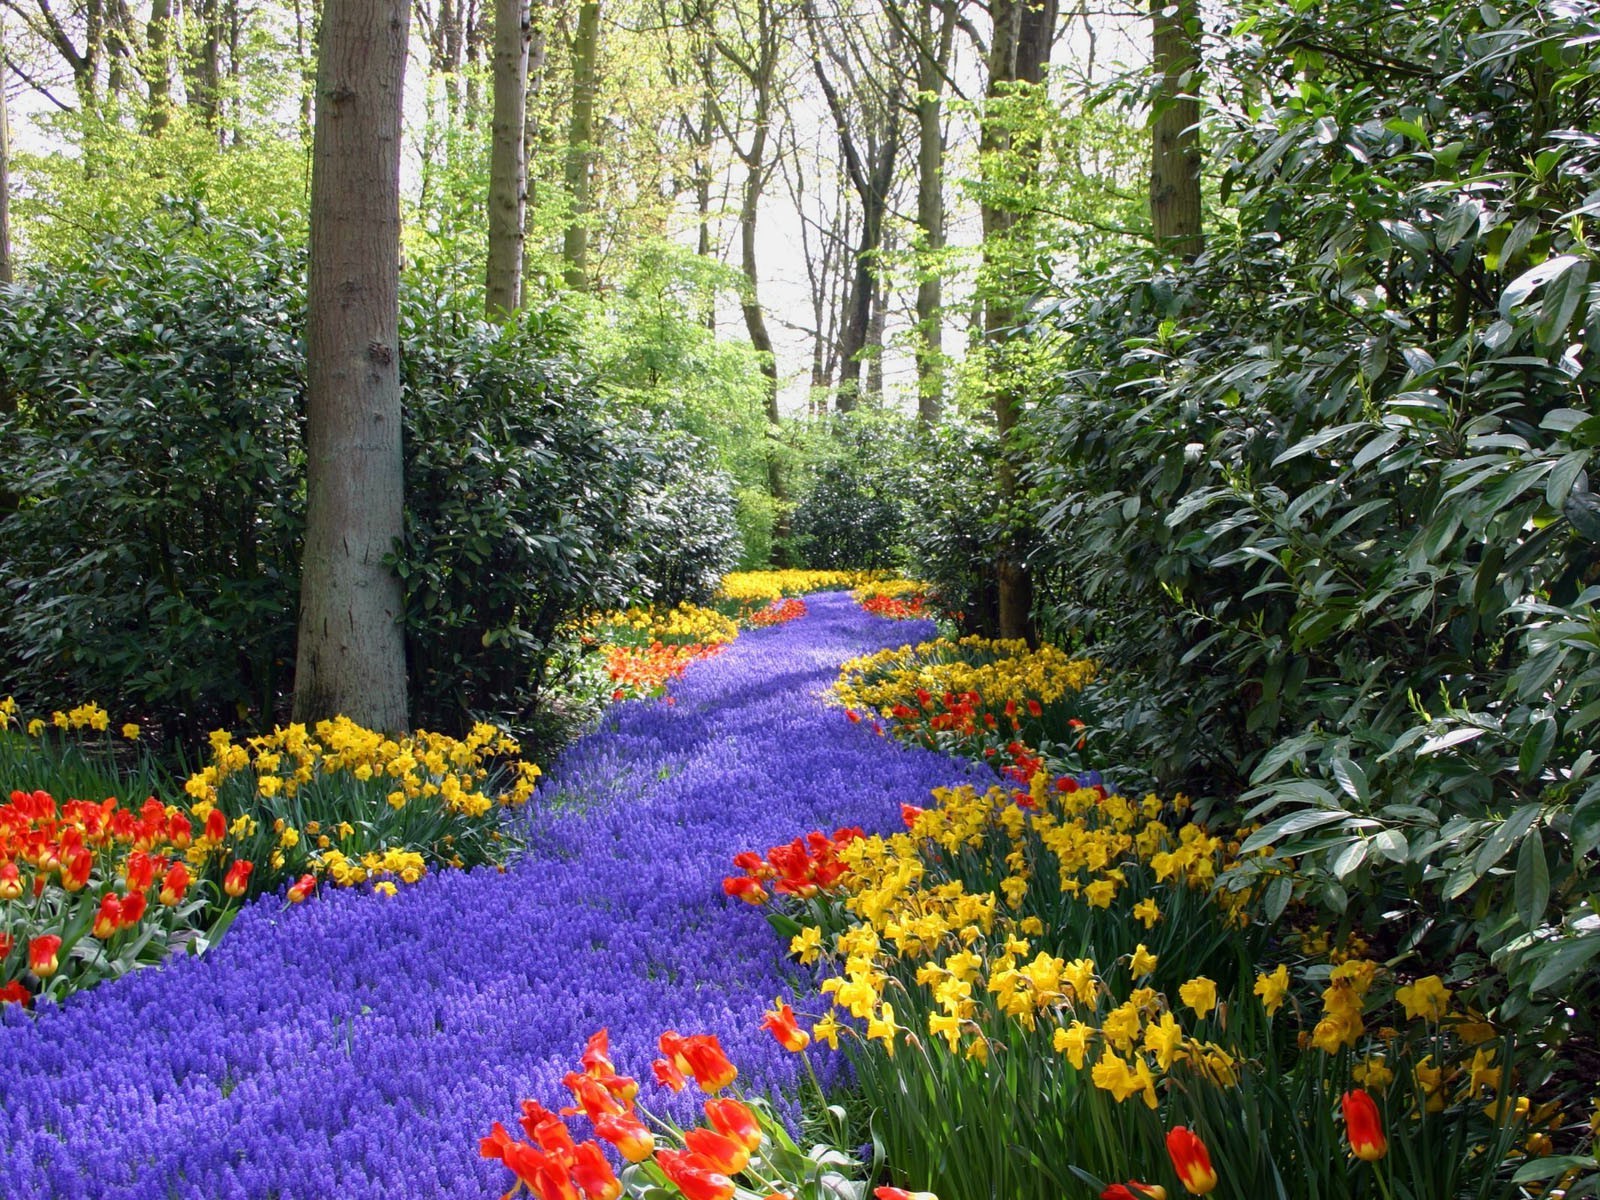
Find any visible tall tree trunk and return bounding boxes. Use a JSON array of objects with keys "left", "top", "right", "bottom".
[
  {"left": 866, "top": 242, "right": 888, "bottom": 402},
  {"left": 293, "top": 0, "right": 411, "bottom": 731},
  {"left": 738, "top": 145, "right": 788, "bottom": 556},
  {"left": 183, "top": 0, "right": 223, "bottom": 124},
  {"left": 981, "top": 0, "right": 1056, "bottom": 642},
  {"left": 1149, "top": 0, "right": 1202, "bottom": 259},
  {"left": 293, "top": 0, "right": 316, "bottom": 141},
  {"left": 0, "top": 26, "right": 12, "bottom": 287},
  {"left": 561, "top": 0, "right": 600, "bottom": 290},
  {"left": 485, "top": 0, "right": 529, "bottom": 317},
  {"left": 912, "top": 0, "right": 955, "bottom": 422},
  {"left": 519, "top": 0, "right": 549, "bottom": 310},
  {"left": 146, "top": 0, "right": 173, "bottom": 131}
]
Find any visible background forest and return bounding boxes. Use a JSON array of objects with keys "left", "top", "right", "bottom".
[{"left": 1, "top": 0, "right": 1599, "bottom": 1092}]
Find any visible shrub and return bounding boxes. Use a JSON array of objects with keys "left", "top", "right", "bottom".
[
  {"left": 1024, "top": 0, "right": 1600, "bottom": 1024},
  {"left": 791, "top": 413, "right": 910, "bottom": 571}
]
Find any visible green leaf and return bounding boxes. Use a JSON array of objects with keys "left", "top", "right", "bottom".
[
  {"left": 1515, "top": 831, "right": 1550, "bottom": 931},
  {"left": 1529, "top": 934, "right": 1600, "bottom": 994}
]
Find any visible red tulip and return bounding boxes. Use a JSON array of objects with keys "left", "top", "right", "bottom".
[
  {"left": 704, "top": 1097, "right": 761, "bottom": 1152},
  {"left": 223, "top": 859, "right": 253, "bottom": 898},
  {"left": 1102, "top": 1185, "right": 1167, "bottom": 1200},
  {"left": 159, "top": 863, "right": 191, "bottom": 906},
  {"left": 120, "top": 890, "right": 148, "bottom": 927},
  {"left": 684, "top": 1126, "right": 751, "bottom": 1176},
  {"left": 652, "top": 1056, "right": 687, "bottom": 1092},
  {"left": 0, "top": 862, "right": 23, "bottom": 900},
  {"left": 0, "top": 981, "right": 30, "bottom": 1007},
  {"left": 594, "top": 1110, "right": 654, "bottom": 1162},
  {"left": 92, "top": 893, "right": 123, "bottom": 939},
  {"left": 571, "top": 1141, "right": 622, "bottom": 1200},
  {"left": 286, "top": 873, "right": 315, "bottom": 904},
  {"left": 28, "top": 934, "right": 62, "bottom": 978},
  {"left": 204, "top": 809, "right": 228, "bottom": 843},
  {"left": 1342, "top": 1089, "right": 1388, "bottom": 1163},
  {"left": 761, "top": 1001, "right": 811, "bottom": 1053},
  {"left": 1166, "top": 1127, "right": 1218, "bottom": 1195},
  {"left": 681, "top": 1034, "right": 738, "bottom": 1092},
  {"left": 655, "top": 1149, "right": 734, "bottom": 1200}
]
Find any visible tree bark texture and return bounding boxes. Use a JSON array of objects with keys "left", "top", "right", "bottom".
[
  {"left": 0, "top": 30, "right": 12, "bottom": 287},
  {"left": 912, "top": 0, "right": 955, "bottom": 422},
  {"left": 293, "top": 0, "right": 411, "bottom": 732},
  {"left": 981, "top": 0, "right": 1055, "bottom": 642},
  {"left": 1150, "top": 0, "right": 1202, "bottom": 260},
  {"left": 145, "top": 0, "right": 173, "bottom": 131},
  {"left": 485, "top": 0, "right": 529, "bottom": 316},
  {"left": 561, "top": 0, "right": 600, "bottom": 290}
]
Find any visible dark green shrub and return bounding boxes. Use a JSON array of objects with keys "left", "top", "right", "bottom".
[
  {"left": 1025, "top": 0, "right": 1600, "bottom": 1022},
  {"left": 902, "top": 417, "right": 1005, "bottom": 634},
  {"left": 791, "top": 412, "right": 909, "bottom": 570},
  {"left": 0, "top": 210, "right": 306, "bottom": 733}
]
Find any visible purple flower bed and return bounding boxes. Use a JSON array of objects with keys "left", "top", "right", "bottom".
[{"left": 0, "top": 592, "right": 985, "bottom": 1200}]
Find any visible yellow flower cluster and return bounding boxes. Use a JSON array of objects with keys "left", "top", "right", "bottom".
[
  {"left": 717, "top": 569, "right": 881, "bottom": 604},
  {"left": 851, "top": 579, "right": 928, "bottom": 602},
  {"left": 834, "top": 636, "right": 1097, "bottom": 716},
  {"left": 319, "top": 845, "right": 427, "bottom": 888},
  {"left": 41, "top": 701, "right": 113, "bottom": 732},
  {"left": 183, "top": 716, "right": 540, "bottom": 816},
  {"left": 585, "top": 601, "right": 740, "bottom": 647}
]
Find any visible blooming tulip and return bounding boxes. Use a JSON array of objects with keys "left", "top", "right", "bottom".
[
  {"left": 761, "top": 1001, "right": 811, "bottom": 1052},
  {"left": 594, "top": 1111, "right": 654, "bottom": 1162},
  {"left": 1103, "top": 1186, "right": 1166, "bottom": 1200},
  {"left": 1165, "top": 1127, "right": 1218, "bottom": 1195},
  {"left": 571, "top": 1141, "right": 622, "bottom": 1200},
  {"left": 704, "top": 1098, "right": 761, "bottom": 1152},
  {"left": 29, "top": 934, "right": 62, "bottom": 979},
  {"left": 92, "top": 894, "right": 123, "bottom": 939},
  {"left": 1342, "top": 1089, "right": 1388, "bottom": 1162},
  {"left": 655, "top": 1149, "right": 735, "bottom": 1200},
  {"left": 223, "top": 859, "right": 253, "bottom": 897}
]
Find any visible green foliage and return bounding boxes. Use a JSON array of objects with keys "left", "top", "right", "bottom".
[
  {"left": 791, "top": 413, "right": 911, "bottom": 570},
  {"left": 0, "top": 208, "right": 739, "bottom": 738},
  {"left": 0, "top": 208, "right": 307, "bottom": 733},
  {"left": 901, "top": 418, "right": 1005, "bottom": 632},
  {"left": 13, "top": 110, "right": 309, "bottom": 266},
  {"left": 1026, "top": 0, "right": 1600, "bottom": 1025}
]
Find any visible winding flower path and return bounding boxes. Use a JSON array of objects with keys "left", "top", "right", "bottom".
[{"left": 0, "top": 592, "right": 984, "bottom": 1200}]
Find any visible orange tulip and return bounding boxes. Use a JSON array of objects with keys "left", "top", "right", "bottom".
[
  {"left": 1342, "top": 1089, "right": 1388, "bottom": 1163},
  {"left": 159, "top": 863, "right": 192, "bottom": 906},
  {"left": 1165, "top": 1127, "right": 1218, "bottom": 1195},
  {"left": 677, "top": 1034, "right": 737, "bottom": 1092},
  {"left": 594, "top": 1111, "right": 655, "bottom": 1162},
  {"left": 0, "top": 862, "right": 23, "bottom": 901},
  {"left": 1103, "top": 1186, "right": 1167, "bottom": 1200},
  {"left": 223, "top": 859, "right": 253, "bottom": 897},
  {"left": 92, "top": 893, "right": 123, "bottom": 939},
  {"left": 204, "top": 809, "right": 228, "bottom": 843},
  {"left": 571, "top": 1141, "right": 622, "bottom": 1200},
  {"left": 704, "top": 1098, "right": 761, "bottom": 1152},
  {"left": 28, "top": 934, "right": 61, "bottom": 979},
  {"left": 684, "top": 1126, "right": 751, "bottom": 1176},
  {"left": 761, "top": 1001, "right": 811, "bottom": 1052},
  {"left": 286, "top": 873, "right": 315, "bottom": 904},
  {"left": 655, "top": 1149, "right": 734, "bottom": 1200}
]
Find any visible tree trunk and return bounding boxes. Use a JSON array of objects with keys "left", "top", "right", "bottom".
[
  {"left": 560, "top": 0, "right": 600, "bottom": 290},
  {"left": 293, "top": 0, "right": 411, "bottom": 732},
  {"left": 485, "top": 0, "right": 529, "bottom": 317},
  {"left": 981, "top": 0, "right": 1056, "bottom": 642},
  {"left": 183, "top": 0, "right": 223, "bottom": 125},
  {"left": 1149, "top": 0, "right": 1202, "bottom": 260},
  {"left": 738, "top": 146, "right": 789, "bottom": 556},
  {"left": 0, "top": 28, "right": 12, "bottom": 287},
  {"left": 519, "top": 0, "right": 550, "bottom": 310},
  {"left": 145, "top": 0, "right": 173, "bottom": 132},
  {"left": 912, "top": 0, "right": 955, "bottom": 422}
]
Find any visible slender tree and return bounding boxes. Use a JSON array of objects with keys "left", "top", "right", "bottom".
[
  {"left": 293, "top": 0, "right": 411, "bottom": 730},
  {"left": 486, "top": 0, "right": 530, "bottom": 315},
  {"left": 0, "top": 19, "right": 12, "bottom": 287},
  {"left": 981, "top": 0, "right": 1056, "bottom": 640},
  {"left": 1149, "top": 0, "right": 1202, "bottom": 259},
  {"left": 561, "top": 0, "right": 601, "bottom": 290},
  {"left": 904, "top": 0, "right": 957, "bottom": 421}
]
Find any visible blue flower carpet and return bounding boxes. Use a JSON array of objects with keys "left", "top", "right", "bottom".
[{"left": 0, "top": 592, "right": 984, "bottom": 1199}]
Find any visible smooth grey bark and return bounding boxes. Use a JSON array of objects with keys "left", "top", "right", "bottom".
[
  {"left": 293, "top": 0, "right": 411, "bottom": 731},
  {"left": 485, "top": 0, "right": 529, "bottom": 316}
]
